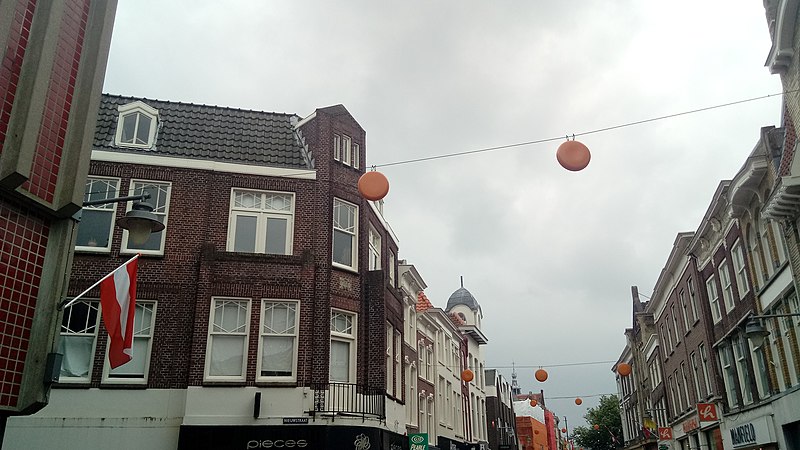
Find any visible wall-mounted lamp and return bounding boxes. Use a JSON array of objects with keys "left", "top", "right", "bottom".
[
  {"left": 744, "top": 313, "right": 800, "bottom": 348},
  {"left": 81, "top": 192, "right": 164, "bottom": 245}
]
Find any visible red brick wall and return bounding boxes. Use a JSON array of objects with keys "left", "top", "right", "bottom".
[
  {"left": 0, "top": 198, "right": 49, "bottom": 408},
  {"left": 0, "top": 0, "right": 36, "bottom": 151}
]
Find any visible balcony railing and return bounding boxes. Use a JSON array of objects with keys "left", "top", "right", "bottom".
[{"left": 310, "top": 382, "right": 386, "bottom": 421}]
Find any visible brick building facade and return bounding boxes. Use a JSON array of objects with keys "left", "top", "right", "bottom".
[{"left": 4, "top": 94, "right": 410, "bottom": 449}]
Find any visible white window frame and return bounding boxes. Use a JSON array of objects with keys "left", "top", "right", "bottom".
[
  {"left": 115, "top": 101, "right": 159, "bottom": 148},
  {"left": 76, "top": 177, "right": 120, "bottom": 253},
  {"left": 688, "top": 277, "right": 699, "bottom": 323},
  {"left": 369, "top": 224, "right": 381, "bottom": 271},
  {"left": 388, "top": 251, "right": 396, "bottom": 287},
  {"left": 353, "top": 142, "right": 360, "bottom": 169},
  {"left": 719, "top": 261, "right": 735, "bottom": 313},
  {"left": 671, "top": 306, "right": 681, "bottom": 343},
  {"left": 719, "top": 344, "right": 739, "bottom": 407},
  {"left": 58, "top": 299, "right": 101, "bottom": 383},
  {"left": 334, "top": 134, "right": 341, "bottom": 161},
  {"left": 102, "top": 301, "right": 157, "bottom": 384},
  {"left": 386, "top": 322, "right": 393, "bottom": 393},
  {"left": 732, "top": 336, "right": 753, "bottom": 405},
  {"left": 731, "top": 241, "right": 749, "bottom": 299},
  {"left": 227, "top": 188, "right": 295, "bottom": 255},
  {"left": 332, "top": 198, "right": 358, "bottom": 271},
  {"left": 204, "top": 297, "right": 251, "bottom": 382},
  {"left": 679, "top": 290, "right": 690, "bottom": 333},
  {"left": 330, "top": 309, "right": 357, "bottom": 383},
  {"left": 706, "top": 276, "right": 722, "bottom": 323},
  {"left": 699, "top": 343, "right": 712, "bottom": 396},
  {"left": 257, "top": 300, "right": 299, "bottom": 382},
  {"left": 121, "top": 179, "right": 171, "bottom": 256},
  {"left": 749, "top": 340, "right": 771, "bottom": 400},
  {"left": 342, "top": 135, "right": 352, "bottom": 166},
  {"left": 690, "top": 352, "right": 702, "bottom": 400},
  {"left": 394, "top": 330, "right": 401, "bottom": 398}
]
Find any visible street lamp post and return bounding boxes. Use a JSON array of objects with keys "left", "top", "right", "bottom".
[{"left": 744, "top": 313, "right": 800, "bottom": 348}]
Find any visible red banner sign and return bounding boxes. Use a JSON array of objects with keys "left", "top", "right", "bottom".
[
  {"left": 697, "top": 403, "right": 718, "bottom": 422},
  {"left": 658, "top": 428, "right": 673, "bottom": 441}
]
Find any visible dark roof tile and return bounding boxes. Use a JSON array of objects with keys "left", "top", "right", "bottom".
[{"left": 94, "top": 94, "right": 310, "bottom": 169}]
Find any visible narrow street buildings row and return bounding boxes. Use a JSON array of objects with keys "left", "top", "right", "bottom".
[
  {"left": 2, "top": 94, "right": 506, "bottom": 450},
  {"left": 614, "top": 4, "right": 800, "bottom": 449}
]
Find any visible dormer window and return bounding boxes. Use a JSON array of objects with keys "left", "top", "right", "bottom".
[
  {"left": 115, "top": 101, "right": 159, "bottom": 148},
  {"left": 333, "top": 133, "right": 359, "bottom": 169}
]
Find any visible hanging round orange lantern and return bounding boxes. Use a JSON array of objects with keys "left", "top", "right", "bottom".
[
  {"left": 594, "top": 424, "right": 600, "bottom": 430},
  {"left": 461, "top": 369, "right": 474, "bottom": 382},
  {"left": 529, "top": 399, "right": 537, "bottom": 407},
  {"left": 561, "top": 428, "right": 567, "bottom": 434},
  {"left": 357, "top": 171, "right": 390, "bottom": 201},
  {"left": 556, "top": 139, "right": 591, "bottom": 171},
  {"left": 617, "top": 362, "right": 632, "bottom": 377},
  {"left": 575, "top": 397, "right": 583, "bottom": 405},
  {"left": 535, "top": 368, "right": 548, "bottom": 382}
]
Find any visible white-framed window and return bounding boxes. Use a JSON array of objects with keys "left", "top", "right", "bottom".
[
  {"left": 368, "top": 224, "right": 381, "bottom": 270},
  {"left": 386, "top": 322, "right": 394, "bottom": 393},
  {"left": 334, "top": 134, "right": 341, "bottom": 161},
  {"left": 732, "top": 336, "right": 753, "bottom": 405},
  {"left": 690, "top": 352, "right": 702, "bottom": 400},
  {"left": 227, "top": 189, "right": 294, "bottom": 255},
  {"left": 58, "top": 300, "right": 100, "bottom": 382},
  {"left": 666, "top": 318, "right": 674, "bottom": 352},
  {"left": 257, "top": 300, "right": 299, "bottom": 381},
  {"left": 719, "top": 344, "right": 739, "bottom": 407},
  {"left": 353, "top": 143, "right": 360, "bottom": 169},
  {"left": 332, "top": 198, "right": 358, "bottom": 270},
  {"left": 749, "top": 340, "right": 770, "bottom": 400},
  {"left": 394, "top": 330, "right": 401, "bottom": 398},
  {"left": 679, "top": 290, "right": 690, "bottom": 333},
  {"left": 671, "top": 306, "right": 681, "bottom": 343},
  {"left": 388, "top": 251, "right": 396, "bottom": 287},
  {"left": 115, "top": 101, "right": 159, "bottom": 148},
  {"left": 205, "top": 297, "right": 250, "bottom": 381},
  {"left": 342, "top": 135, "right": 352, "bottom": 166},
  {"left": 688, "top": 277, "right": 699, "bottom": 323},
  {"left": 699, "top": 343, "right": 712, "bottom": 396},
  {"left": 76, "top": 177, "right": 120, "bottom": 252},
  {"left": 706, "top": 276, "right": 722, "bottom": 323},
  {"left": 731, "top": 241, "right": 749, "bottom": 299},
  {"left": 330, "top": 309, "right": 356, "bottom": 382},
  {"left": 103, "top": 301, "right": 156, "bottom": 383},
  {"left": 719, "top": 261, "right": 735, "bottom": 313},
  {"left": 680, "top": 362, "right": 691, "bottom": 407},
  {"left": 446, "top": 380, "right": 453, "bottom": 427},
  {"left": 419, "top": 391, "right": 427, "bottom": 434},
  {"left": 438, "top": 376, "right": 446, "bottom": 425},
  {"left": 121, "top": 180, "right": 171, "bottom": 255}
]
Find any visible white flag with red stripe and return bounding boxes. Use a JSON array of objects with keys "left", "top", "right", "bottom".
[{"left": 100, "top": 255, "right": 138, "bottom": 368}]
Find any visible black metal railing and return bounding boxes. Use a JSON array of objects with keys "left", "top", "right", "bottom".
[{"left": 311, "top": 382, "right": 386, "bottom": 421}]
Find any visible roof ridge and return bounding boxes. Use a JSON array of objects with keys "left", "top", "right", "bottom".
[{"left": 102, "top": 93, "right": 299, "bottom": 118}]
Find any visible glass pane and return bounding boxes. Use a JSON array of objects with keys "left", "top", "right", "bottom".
[
  {"left": 233, "top": 215, "right": 257, "bottom": 252},
  {"left": 76, "top": 210, "right": 113, "bottom": 248},
  {"left": 234, "top": 191, "right": 261, "bottom": 209},
  {"left": 58, "top": 335, "right": 94, "bottom": 378},
  {"left": 330, "top": 340, "right": 350, "bottom": 382},
  {"left": 214, "top": 301, "right": 246, "bottom": 333},
  {"left": 265, "top": 194, "right": 292, "bottom": 212},
  {"left": 209, "top": 335, "right": 245, "bottom": 377},
  {"left": 261, "top": 335, "right": 294, "bottom": 376},
  {"left": 109, "top": 336, "right": 148, "bottom": 377},
  {"left": 84, "top": 178, "right": 118, "bottom": 206},
  {"left": 333, "top": 230, "right": 353, "bottom": 266},
  {"left": 135, "top": 114, "right": 151, "bottom": 145},
  {"left": 133, "top": 182, "right": 169, "bottom": 212},
  {"left": 264, "top": 303, "right": 295, "bottom": 334},
  {"left": 134, "top": 304, "right": 154, "bottom": 336},
  {"left": 265, "top": 218, "right": 288, "bottom": 254},
  {"left": 121, "top": 113, "right": 137, "bottom": 143},
  {"left": 62, "top": 301, "right": 99, "bottom": 334}
]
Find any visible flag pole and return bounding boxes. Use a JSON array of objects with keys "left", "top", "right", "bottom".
[{"left": 58, "top": 254, "right": 140, "bottom": 310}]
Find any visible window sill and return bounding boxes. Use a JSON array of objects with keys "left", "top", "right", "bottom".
[
  {"left": 332, "top": 263, "right": 359, "bottom": 274},
  {"left": 75, "top": 247, "right": 112, "bottom": 254}
]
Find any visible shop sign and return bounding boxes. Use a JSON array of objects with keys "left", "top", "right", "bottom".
[
  {"left": 410, "top": 433, "right": 428, "bottom": 450},
  {"left": 728, "top": 416, "right": 775, "bottom": 449},
  {"left": 282, "top": 417, "right": 308, "bottom": 424},
  {"left": 682, "top": 416, "right": 699, "bottom": 433},
  {"left": 658, "top": 428, "right": 673, "bottom": 441},
  {"left": 697, "top": 403, "right": 718, "bottom": 422}
]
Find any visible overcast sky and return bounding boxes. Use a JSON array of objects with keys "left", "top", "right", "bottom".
[{"left": 103, "top": 1, "right": 783, "bottom": 429}]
